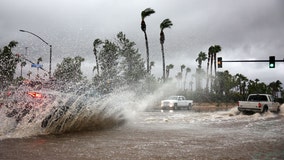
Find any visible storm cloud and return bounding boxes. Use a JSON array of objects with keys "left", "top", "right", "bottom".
[{"left": 1, "top": 0, "right": 283, "bottom": 83}]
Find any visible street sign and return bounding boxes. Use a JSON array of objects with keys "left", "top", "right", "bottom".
[{"left": 31, "top": 63, "right": 43, "bottom": 68}]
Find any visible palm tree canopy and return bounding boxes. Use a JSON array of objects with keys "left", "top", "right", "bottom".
[
  {"left": 186, "top": 67, "right": 191, "bottom": 73},
  {"left": 196, "top": 51, "right": 207, "bottom": 62},
  {"left": 93, "top": 39, "right": 102, "bottom": 48},
  {"left": 214, "top": 45, "right": 221, "bottom": 53},
  {"left": 166, "top": 64, "right": 174, "bottom": 69},
  {"left": 181, "top": 64, "right": 186, "bottom": 72},
  {"left": 141, "top": 8, "right": 155, "bottom": 20},
  {"left": 160, "top": 18, "right": 173, "bottom": 30},
  {"left": 8, "top": 41, "right": 18, "bottom": 49},
  {"left": 208, "top": 46, "right": 215, "bottom": 55}
]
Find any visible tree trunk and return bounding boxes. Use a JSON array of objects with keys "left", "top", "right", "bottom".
[
  {"left": 210, "top": 54, "right": 213, "bottom": 91},
  {"left": 214, "top": 53, "right": 217, "bottom": 75},
  {"left": 144, "top": 31, "right": 150, "bottom": 73},
  {"left": 161, "top": 44, "right": 165, "bottom": 82},
  {"left": 206, "top": 53, "right": 210, "bottom": 92}
]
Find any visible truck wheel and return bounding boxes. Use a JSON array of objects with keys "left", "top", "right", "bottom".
[
  {"left": 174, "top": 104, "right": 178, "bottom": 110},
  {"left": 276, "top": 106, "right": 280, "bottom": 113},
  {"left": 187, "top": 104, "right": 192, "bottom": 110},
  {"left": 262, "top": 106, "right": 268, "bottom": 113}
]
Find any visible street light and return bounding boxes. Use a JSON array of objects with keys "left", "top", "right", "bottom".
[{"left": 19, "top": 29, "right": 52, "bottom": 79}]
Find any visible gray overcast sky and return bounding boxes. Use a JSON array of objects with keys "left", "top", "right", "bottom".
[{"left": 1, "top": 0, "right": 284, "bottom": 84}]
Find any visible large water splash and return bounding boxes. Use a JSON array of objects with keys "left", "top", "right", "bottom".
[{"left": 0, "top": 82, "right": 139, "bottom": 139}]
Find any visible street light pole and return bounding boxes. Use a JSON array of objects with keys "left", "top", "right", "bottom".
[{"left": 19, "top": 29, "right": 52, "bottom": 79}]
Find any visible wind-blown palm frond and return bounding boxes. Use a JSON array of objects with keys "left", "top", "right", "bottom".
[
  {"left": 141, "top": 8, "right": 155, "bottom": 20},
  {"left": 160, "top": 18, "right": 173, "bottom": 30}
]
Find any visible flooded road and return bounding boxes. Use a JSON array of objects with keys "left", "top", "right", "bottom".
[{"left": 0, "top": 107, "right": 284, "bottom": 160}]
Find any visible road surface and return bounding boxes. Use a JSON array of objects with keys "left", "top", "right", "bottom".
[{"left": 0, "top": 107, "right": 284, "bottom": 160}]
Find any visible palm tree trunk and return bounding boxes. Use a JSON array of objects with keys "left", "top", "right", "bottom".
[
  {"left": 144, "top": 31, "right": 150, "bottom": 73},
  {"left": 206, "top": 53, "right": 210, "bottom": 91},
  {"left": 214, "top": 53, "right": 217, "bottom": 75},
  {"left": 184, "top": 72, "right": 188, "bottom": 90},
  {"left": 161, "top": 44, "right": 165, "bottom": 82},
  {"left": 210, "top": 55, "right": 213, "bottom": 91}
]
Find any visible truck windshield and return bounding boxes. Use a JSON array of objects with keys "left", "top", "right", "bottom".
[{"left": 248, "top": 95, "right": 268, "bottom": 101}]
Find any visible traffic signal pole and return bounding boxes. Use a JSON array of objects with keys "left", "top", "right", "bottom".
[{"left": 217, "top": 56, "right": 284, "bottom": 68}]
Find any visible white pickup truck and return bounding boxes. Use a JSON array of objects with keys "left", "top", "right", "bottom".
[
  {"left": 161, "top": 96, "right": 193, "bottom": 110},
  {"left": 238, "top": 94, "right": 280, "bottom": 113}
]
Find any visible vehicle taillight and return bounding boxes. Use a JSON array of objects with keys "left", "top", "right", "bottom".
[
  {"left": 27, "top": 92, "right": 43, "bottom": 98},
  {"left": 258, "top": 103, "right": 262, "bottom": 108}
]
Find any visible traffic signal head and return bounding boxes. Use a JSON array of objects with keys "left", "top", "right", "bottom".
[
  {"left": 269, "top": 56, "right": 275, "bottom": 68},
  {"left": 217, "top": 57, "right": 222, "bottom": 68}
]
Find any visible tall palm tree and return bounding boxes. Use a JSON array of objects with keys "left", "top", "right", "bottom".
[
  {"left": 93, "top": 38, "right": 103, "bottom": 75},
  {"left": 180, "top": 64, "right": 186, "bottom": 73},
  {"left": 166, "top": 64, "right": 174, "bottom": 79},
  {"left": 195, "top": 51, "right": 207, "bottom": 90},
  {"left": 160, "top": 18, "right": 173, "bottom": 82},
  {"left": 206, "top": 46, "right": 214, "bottom": 90},
  {"left": 196, "top": 51, "right": 207, "bottom": 69},
  {"left": 184, "top": 67, "right": 191, "bottom": 90},
  {"left": 180, "top": 64, "right": 186, "bottom": 88},
  {"left": 141, "top": 8, "right": 155, "bottom": 74},
  {"left": 211, "top": 45, "right": 221, "bottom": 90},
  {"left": 207, "top": 45, "right": 221, "bottom": 91}
]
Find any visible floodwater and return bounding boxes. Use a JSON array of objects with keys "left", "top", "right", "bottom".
[{"left": 1, "top": 106, "right": 284, "bottom": 160}]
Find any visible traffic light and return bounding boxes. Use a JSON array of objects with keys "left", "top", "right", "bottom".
[
  {"left": 269, "top": 56, "right": 275, "bottom": 68},
  {"left": 217, "top": 57, "right": 222, "bottom": 68}
]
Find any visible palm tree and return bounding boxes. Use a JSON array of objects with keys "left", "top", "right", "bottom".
[
  {"left": 196, "top": 51, "right": 207, "bottom": 69},
  {"left": 93, "top": 38, "right": 103, "bottom": 75},
  {"left": 195, "top": 51, "right": 207, "bottom": 90},
  {"left": 160, "top": 18, "right": 173, "bottom": 82},
  {"left": 180, "top": 64, "right": 186, "bottom": 88},
  {"left": 180, "top": 64, "right": 186, "bottom": 73},
  {"left": 184, "top": 67, "right": 191, "bottom": 90},
  {"left": 207, "top": 45, "right": 221, "bottom": 91},
  {"left": 141, "top": 8, "right": 155, "bottom": 73},
  {"left": 20, "top": 61, "right": 27, "bottom": 78},
  {"left": 166, "top": 64, "right": 174, "bottom": 79},
  {"left": 207, "top": 46, "right": 214, "bottom": 90}
]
